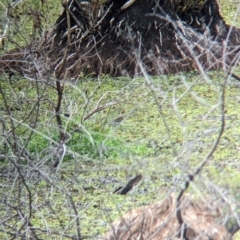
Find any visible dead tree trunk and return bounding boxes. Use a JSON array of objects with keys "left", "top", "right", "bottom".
[{"left": 1, "top": 0, "right": 240, "bottom": 78}]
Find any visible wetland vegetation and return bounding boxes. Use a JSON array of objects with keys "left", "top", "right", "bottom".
[{"left": 1, "top": 0, "right": 240, "bottom": 239}]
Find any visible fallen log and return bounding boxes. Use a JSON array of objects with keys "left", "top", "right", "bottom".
[{"left": 104, "top": 193, "right": 239, "bottom": 240}]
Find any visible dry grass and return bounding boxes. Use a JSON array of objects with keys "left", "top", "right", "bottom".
[{"left": 104, "top": 193, "right": 233, "bottom": 240}]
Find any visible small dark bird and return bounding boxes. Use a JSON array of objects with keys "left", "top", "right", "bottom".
[
  {"left": 64, "top": 113, "right": 70, "bottom": 118},
  {"left": 109, "top": 116, "right": 124, "bottom": 125}
]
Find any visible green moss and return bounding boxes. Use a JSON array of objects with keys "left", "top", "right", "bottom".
[
  {"left": 3, "top": 71, "right": 240, "bottom": 238},
  {"left": 220, "top": 0, "right": 240, "bottom": 27},
  {"left": 1, "top": 1, "right": 240, "bottom": 239}
]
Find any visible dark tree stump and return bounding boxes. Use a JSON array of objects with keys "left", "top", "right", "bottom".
[{"left": 1, "top": 0, "right": 240, "bottom": 78}]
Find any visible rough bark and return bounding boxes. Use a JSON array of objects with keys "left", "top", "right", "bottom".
[{"left": 1, "top": 0, "right": 240, "bottom": 79}]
